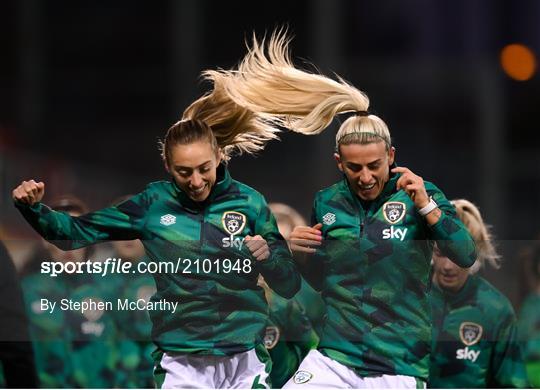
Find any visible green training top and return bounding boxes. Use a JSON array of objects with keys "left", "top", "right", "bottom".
[
  {"left": 429, "top": 275, "right": 529, "bottom": 388},
  {"left": 15, "top": 166, "right": 300, "bottom": 356},
  {"left": 22, "top": 272, "right": 120, "bottom": 388},
  {"left": 264, "top": 287, "right": 319, "bottom": 388},
  {"left": 300, "top": 172, "right": 476, "bottom": 380},
  {"left": 518, "top": 292, "right": 540, "bottom": 387}
]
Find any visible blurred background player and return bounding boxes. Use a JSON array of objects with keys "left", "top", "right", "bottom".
[
  {"left": 518, "top": 243, "right": 540, "bottom": 387},
  {"left": 0, "top": 238, "right": 38, "bottom": 388},
  {"left": 19, "top": 195, "right": 120, "bottom": 388},
  {"left": 429, "top": 199, "right": 529, "bottom": 388},
  {"left": 109, "top": 195, "right": 156, "bottom": 388},
  {"left": 261, "top": 202, "right": 321, "bottom": 388}
]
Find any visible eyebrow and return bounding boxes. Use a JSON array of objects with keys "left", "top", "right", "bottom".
[
  {"left": 346, "top": 159, "right": 382, "bottom": 168},
  {"left": 174, "top": 160, "right": 212, "bottom": 170}
]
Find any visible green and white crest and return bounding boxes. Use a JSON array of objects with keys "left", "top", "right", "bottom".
[
  {"left": 293, "top": 370, "right": 313, "bottom": 384},
  {"left": 82, "top": 297, "right": 104, "bottom": 322},
  {"left": 263, "top": 326, "right": 280, "bottom": 350},
  {"left": 460, "top": 322, "right": 483, "bottom": 346},
  {"left": 221, "top": 211, "right": 247, "bottom": 236},
  {"left": 383, "top": 201, "right": 406, "bottom": 224}
]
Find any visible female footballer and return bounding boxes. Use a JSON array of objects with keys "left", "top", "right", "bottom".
[
  {"left": 12, "top": 72, "right": 302, "bottom": 388},
  {"left": 218, "top": 30, "right": 477, "bottom": 388}
]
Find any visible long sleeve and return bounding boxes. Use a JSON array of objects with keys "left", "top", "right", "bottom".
[
  {"left": 294, "top": 201, "right": 325, "bottom": 292},
  {"left": 14, "top": 191, "right": 150, "bottom": 250},
  {"left": 490, "top": 313, "right": 530, "bottom": 388},
  {"left": 255, "top": 198, "right": 301, "bottom": 299},
  {"left": 425, "top": 183, "right": 477, "bottom": 268}
]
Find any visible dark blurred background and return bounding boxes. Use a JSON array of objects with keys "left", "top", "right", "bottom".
[{"left": 1, "top": 0, "right": 539, "bottom": 305}]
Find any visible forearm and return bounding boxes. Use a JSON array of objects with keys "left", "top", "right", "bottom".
[
  {"left": 15, "top": 202, "right": 88, "bottom": 249},
  {"left": 258, "top": 252, "right": 301, "bottom": 299},
  {"left": 15, "top": 201, "right": 141, "bottom": 250},
  {"left": 429, "top": 210, "right": 477, "bottom": 268}
]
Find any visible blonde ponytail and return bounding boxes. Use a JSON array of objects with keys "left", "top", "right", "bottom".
[
  {"left": 181, "top": 70, "right": 280, "bottom": 160},
  {"left": 451, "top": 199, "right": 501, "bottom": 273},
  {"left": 219, "top": 29, "right": 392, "bottom": 150}
]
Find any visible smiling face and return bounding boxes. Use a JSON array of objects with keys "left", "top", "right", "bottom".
[
  {"left": 334, "top": 141, "right": 395, "bottom": 201},
  {"left": 166, "top": 141, "right": 220, "bottom": 202},
  {"left": 432, "top": 244, "right": 470, "bottom": 292}
]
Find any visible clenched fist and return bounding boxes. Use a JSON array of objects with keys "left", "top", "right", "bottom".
[
  {"left": 244, "top": 235, "right": 270, "bottom": 261},
  {"left": 12, "top": 180, "right": 45, "bottom": 206}
]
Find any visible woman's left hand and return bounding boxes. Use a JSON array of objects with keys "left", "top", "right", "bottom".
[{"left": 244, "top": 235, "right": 270, "bottom": 261}]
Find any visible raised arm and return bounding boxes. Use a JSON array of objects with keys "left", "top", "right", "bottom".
[
  {"left": 13, "top": 180, "right": 147, "bottom": 250},
  {"left": 391, "top": 168, "right": 477, "bottom": 268}
]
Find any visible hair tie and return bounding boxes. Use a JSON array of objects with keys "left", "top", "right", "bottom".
[{"left": 354, "top": 110, "right": 369, "bottom": 117}]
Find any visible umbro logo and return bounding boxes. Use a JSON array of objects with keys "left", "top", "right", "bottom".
[
  {"left": 322, "top": 212, "right": 336, "bottom": 225},
  {"left": 160, "top": 214, "right": 176, "bottom": 226}
]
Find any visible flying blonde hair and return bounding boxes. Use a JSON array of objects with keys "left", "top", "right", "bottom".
[
  {"left": 219, "top": 29, "right": 392, "bottom": 150},
  {"left": 180, "top": 71, "right": 282, "bottom": 160},
  {"left": 452, "top": 199, "right": 501, "bottom": 274}
]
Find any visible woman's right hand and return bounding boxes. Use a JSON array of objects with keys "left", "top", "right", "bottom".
[
  {"left": 289, "top": 223, "right": 323, "bottom": 254},
  {"left": 12, "top": 180, "right": 45, "bottom": 205}
]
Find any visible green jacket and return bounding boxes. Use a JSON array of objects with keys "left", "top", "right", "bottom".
[
  {"left": 264, "top": 286, "right": 319, "bottom": 388},
  {"left": 111, "top": 258, "right": 156, "bottom": 388},
  {"left": 300, "top": 172, "right": 476, "bottom": 380},
  {"left": 22, "top": 272, "right": 120, "bottom": 388},
  {"left": 16, "top": 166, "right": 300, "bottom": 356},
  {"left": 429, "top": 275, "right": 529, "bottom": 388},
  {"left": 518, "top": 292, "right": 540, "bottom": 387}
]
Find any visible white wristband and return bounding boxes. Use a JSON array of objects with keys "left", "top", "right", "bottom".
[{"left": 418, "top": 197, "right": 438, "bottom": 217}]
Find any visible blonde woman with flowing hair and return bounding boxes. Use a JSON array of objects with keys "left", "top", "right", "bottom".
[
  {"left": 430, "top": 199, "right": 529, "bottom": 387},
  {"left": 11, "top": 41, "right": 313, "bottom": 388},
  {"left": 217, "top": 30, "right": 477, "bottom": 388}
]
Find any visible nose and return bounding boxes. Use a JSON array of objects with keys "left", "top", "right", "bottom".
[
  {"left": 190, "top": 172, "right": 204, "bottom": 188},
  {"left": 359, "top": 168, "right": 372, "bottom": 184},
  {"left": 440, "top": 256, "right": 457, "bottom": 272}
]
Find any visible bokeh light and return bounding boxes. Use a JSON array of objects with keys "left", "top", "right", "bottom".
[{"left": 500, "top": 43, "right": 537, "bottom": 81}]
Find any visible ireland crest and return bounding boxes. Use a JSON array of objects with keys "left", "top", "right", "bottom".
[
  {"left": 293, "top": 371, "right": 313, "bottom": 384},
  {"left": 264, "top": 326, "right": 280, "bottom": 349},
  {"left": 221, "top": 211, "right": 247, "bottom": 236},
  {"left": 383, "top": 202, "right": 406, "bottom": 224},
  {"left": 459, "top": 322, "right": 483, "bottom": 346}
]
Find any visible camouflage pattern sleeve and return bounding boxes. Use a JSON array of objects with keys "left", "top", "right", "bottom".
[
  {"left": 425, "top": 182, "right": 477, "bottom": 268},
  {"left": 295, "top": 198, "right": 325, "bottom": 292},
  {"left": 518, "top": 294, "right": 540, "bottom": 387},
  {"left": 490, "top": 313, "right": 530, "bottom": 388},
  {"left": 14, "top": 190, "right": 149, "bottom": 250},
  {"left": 254, "top": 197, "right": 301, "bottom": 299}
]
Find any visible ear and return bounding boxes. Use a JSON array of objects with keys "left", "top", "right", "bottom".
[
  {"left": 388, "top": 146, "right": 396, "bottom": 166},
  {"left": 334, "top": 153, "right": 344, "bottom": 173},
  {"left": 216, "top": 148, "right": 223, "bottom": 165},
  {"left": 164, "top": 159, "right": 171, "bottom": 174}
]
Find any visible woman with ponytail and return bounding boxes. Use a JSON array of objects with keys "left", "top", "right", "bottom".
[
  {"left": 221, "top": 30, "right": 477, "bottom": 388},
  {"left": 429, "top": 199, "right": 529, "bottom": 388},
  {"left": 11, "top": 50, "right": 301, "bottom": 388}
]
